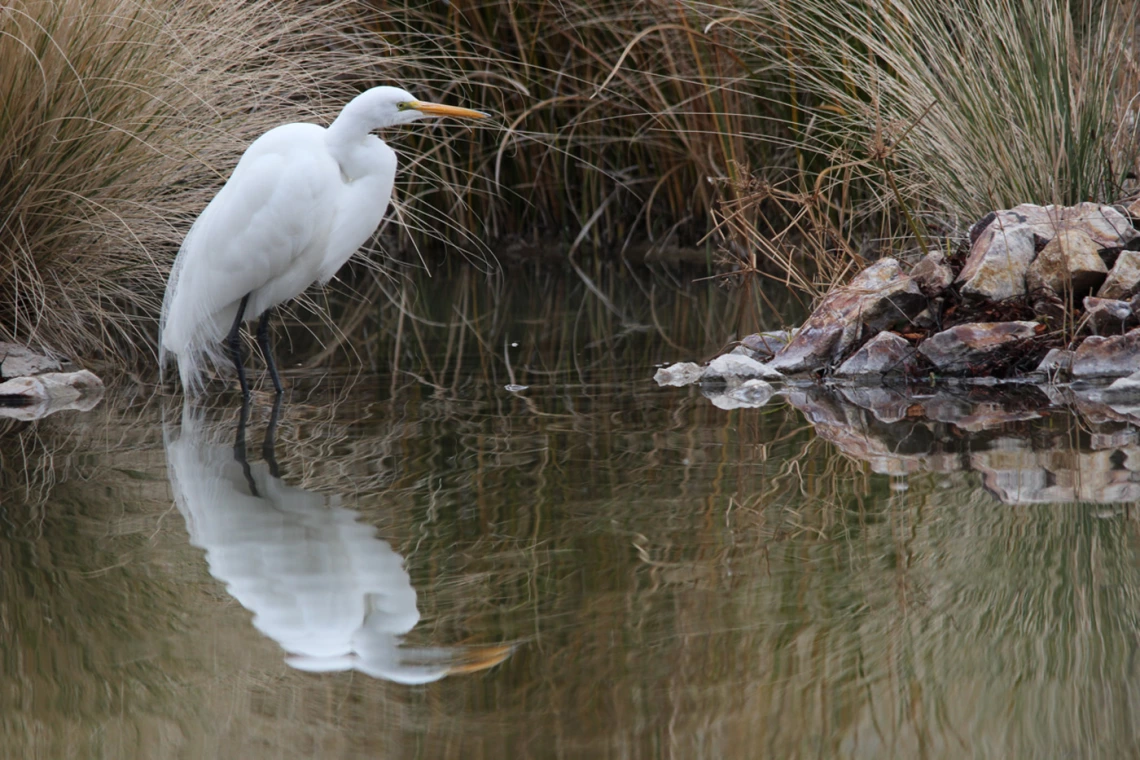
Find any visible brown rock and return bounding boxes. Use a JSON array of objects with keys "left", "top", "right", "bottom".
[
  {"left": 957, "top": 222, "right": 1037, "bottom": 301},
  {"left": 973, "top": 203, "right": 1136, "bottom": 250},
  {"left": 1097, "top": 250, "right": 1140, "bottom": 300},
  {"left": 917, "top": 321, "right": 1040, "bottom": 374},
  {"left": 1072, "top": 329, "right": 1140, "bottom": 377},
  {"left": 767, "top": 259, "right": 926, "bottom": 374},
  {"left": 1058, "top": 203, "right": 1137, "bottom": 249},
  {"left": 835, "top": 332, "right": 917, "bottom": 376},
  {"left": 1083, "top": 297, "right": 1136, "bottom": 334},
  {"left": 962, "top": 204, "right": 1137, "bottom": 301},
  {"left": 1025, "top": 230, "right": 1107, "bottom": 297},
  {"left": 738, "top": 331, "right": 791, "bottom": 359},
  {"left": 909, "top": 251, "right": 954, "bottom": 297},
  {"left": 1127, "top": 197, "right": 1140, "bottom": 220}
]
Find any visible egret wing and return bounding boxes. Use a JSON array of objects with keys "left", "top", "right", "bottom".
[{"left": 163, "top": 125, "right": 340, "bottom": 353}]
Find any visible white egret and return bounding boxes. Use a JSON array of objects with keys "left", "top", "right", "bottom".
[
  {"left": 164, "top": 402, "right": 514, "bottom": 683},
  {"left": 159, "top": 87, "right": 488, "bottom": 397}
]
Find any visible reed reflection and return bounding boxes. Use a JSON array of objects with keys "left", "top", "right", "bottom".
[{"left": 163, "top": 398, "right": 512, "bottom": 684}]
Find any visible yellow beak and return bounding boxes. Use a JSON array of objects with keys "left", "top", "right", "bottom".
[{"left": 408, "top": 101, "right": 489, "bottom": 120}]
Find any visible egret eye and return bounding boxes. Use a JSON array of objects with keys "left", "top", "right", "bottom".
[{"left": 396, "top": 102, "right": 411, "bottom": 111}]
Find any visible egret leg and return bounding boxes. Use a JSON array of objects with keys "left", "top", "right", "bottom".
[
  {"left": 228, "top": 294, "right": 251, "bottom": 399},
  {"left": 256, "top": 309, "right": 284, "bottom": 395},
  {"left": 262, "top": 393, "right": 282, "bottom": 478},
  {"left": 233, "top": 394, "right": 258, "bottom": 496}
]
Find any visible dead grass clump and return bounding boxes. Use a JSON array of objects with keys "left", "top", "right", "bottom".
[
  {"left": 705, "top": 0, "right": 1140, "bottom": 298},
  {"left": 366, "top": 0, "right": 776, "bottom": 253},
  {"left": 0, "top": 0, "right": 501, "bottom": 365}
]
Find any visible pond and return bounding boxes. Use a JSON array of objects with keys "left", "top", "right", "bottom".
[{"left": 3, "top": 268, "right": 1140, "bottom": 758}]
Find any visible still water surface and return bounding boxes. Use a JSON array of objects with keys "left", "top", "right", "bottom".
[{"left": 3, "top": 273, "right": 1140, "bottom": 757}]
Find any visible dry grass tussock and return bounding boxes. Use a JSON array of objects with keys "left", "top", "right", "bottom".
[
  {"left": 704, "top": 0, "right": 1140, "bottom": 295},
  {"left": 368, "top": 0, "right": 776, "bottom": 253},
  {"left": 4, "top": 0, "right": 1137, "bottom": 367},
  {"left": 0, "top": 0, "right": 496, "bottom": 365}
]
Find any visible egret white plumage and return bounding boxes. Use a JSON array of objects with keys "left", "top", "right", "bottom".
[{"left": 159, "top": 86, "right": 488, "bottom": 396}]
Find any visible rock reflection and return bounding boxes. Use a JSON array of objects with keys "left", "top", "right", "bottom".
[
  {"left": 163, "top": 400, "right": 512, "bottom": 684},
  {"left": 781, "top": 384, "right": 1140, "bottom": 504}
]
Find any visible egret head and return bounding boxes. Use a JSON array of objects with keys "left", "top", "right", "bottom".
[{"left": 347, "top": 86, "right": 489, "bottom": 130}]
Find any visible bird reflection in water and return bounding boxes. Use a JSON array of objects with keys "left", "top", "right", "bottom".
[{"left": 164, "top": 399, "right": 512, "bottom": 684}]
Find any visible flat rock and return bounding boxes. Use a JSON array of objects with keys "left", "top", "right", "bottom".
[
  {"left": 0, "top": 342, "right": 62, "bottom": 379},
  {"left": 767, "top": 259, "right": 926, "bottom": 374},
  {"left": 702, "top": 353, "right": 783, "bottom": 380},
  {"left": 1025, "top": 230, "right": 1107, "bottom": 297},
  {"left": 1072, "top": 330, "right": 1140, "bottom": 377},
  {"left": 1084, "top": 297, "right": 1136, "bottom": 334},
  {"left": 917, "top": 321, "right": 1040, "bottom": 374},
  {"left": 653, "top": 362, "right": 702, "bottom": 386},
  {"left": 909, "top": 251, "right": 954, "bottom": 297},
  {"left": 835, "top": 332, "right": 917, "bottom": 376},
  {"left": 1098, "top": 250, "right": 1140, "bottom": 300}
]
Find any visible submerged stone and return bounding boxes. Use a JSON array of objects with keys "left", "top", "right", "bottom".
[
  {"left": 767, "top": 259, "right": 926, "bottom": 374},
  {"left": 835, "top": 332, "right": 917, "bottom": 377},
  {"left": 1072, "top": 330, "right": 1140, "bottom": 378},
  {"left": 917, "top": 321, "right": 1040, "bottom": 374}
]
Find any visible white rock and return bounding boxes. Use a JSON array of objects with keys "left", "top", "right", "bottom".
[
  {"left": 702, "top": 353, "right": 783, "bottom": 380},
  {"left": 653, "top": 362, "right": 703, "bottom": 386}
]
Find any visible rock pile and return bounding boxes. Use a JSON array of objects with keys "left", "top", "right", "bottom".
[{"left": 656, "top": 200, "right": 1140, "bottom": 388}]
